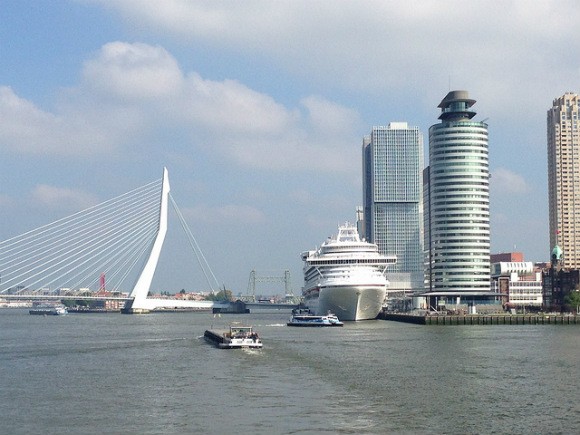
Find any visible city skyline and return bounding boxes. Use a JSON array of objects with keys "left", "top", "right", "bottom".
[{"left": 1, "top": 1, "right": 580, "bottom": 294}]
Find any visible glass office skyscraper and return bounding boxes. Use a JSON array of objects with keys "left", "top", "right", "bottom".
[
  {"left": 362, "top": 122, "right": 424, "bottom": 292},
  {"left": 427, "top": 91, "right": 490, "bottom": 294}
]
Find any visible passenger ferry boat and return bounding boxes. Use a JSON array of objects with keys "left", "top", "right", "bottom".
[
  {"left": 29, "top": 305, "right": 68, "bottom": 316},
  {"left": 287, "top": 309, "right": 343, "bottom": 327},
  {"left": 301, "top": 223, "right": 396, "bottom": 321},
  {"left": 204, "top": 324, "right": 262, "bottom": 349}
]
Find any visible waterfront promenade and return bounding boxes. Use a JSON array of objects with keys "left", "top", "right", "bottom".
[{"left": 379, "top": 312, "right": 580, "bottom": 325}]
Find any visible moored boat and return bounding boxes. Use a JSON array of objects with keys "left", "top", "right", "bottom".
[
  {"left": 301, "top": 223, "right": 396, "bottom": 321},
  {"left": 204, "top": 324, "right": 263, "bottom": 349},
  {"left": 29, "top": 305, "right": 68, "bottom": 316},
  {"left": 287, "top": 309, "right": 343, "bottom": 327}
]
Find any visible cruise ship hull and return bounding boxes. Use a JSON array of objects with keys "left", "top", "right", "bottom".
[{"left": 305, "top": 284, "right": 386, "bottom": 321}]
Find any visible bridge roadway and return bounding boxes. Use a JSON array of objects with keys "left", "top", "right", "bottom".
[
  {"left": 1, "top": 295, "right": 298, "bottom": 312},
  {"left": 1, "top": 294, "right": 131, "bottom": 302},
  {"left": 0, "top": 294, "right": 226, "bottom": 310}
]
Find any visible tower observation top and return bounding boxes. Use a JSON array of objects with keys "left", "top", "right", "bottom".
[{"left": 437, "top": 90, "right": 477, "bottom": 121}]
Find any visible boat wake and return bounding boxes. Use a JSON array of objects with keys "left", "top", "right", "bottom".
[{"left": 241, "top": 347, "right": 263, "bottom": 355}]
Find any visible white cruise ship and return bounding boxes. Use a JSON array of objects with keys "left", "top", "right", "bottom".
[{"left": 301, "top": 223, "right": 396, "bottom": 321}]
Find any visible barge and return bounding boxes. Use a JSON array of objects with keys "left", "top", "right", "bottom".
[{"left": 204, "top": 324, "right": 262, "bottom": 349}]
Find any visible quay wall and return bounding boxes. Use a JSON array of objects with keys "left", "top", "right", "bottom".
[{"left": 379, "top": 312, "right": 580, "bottom": 325}]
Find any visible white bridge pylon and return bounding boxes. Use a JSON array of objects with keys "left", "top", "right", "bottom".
[
  {"left": 124, "top": 168, "right": 226, "bottom": 313},
  {"left": 124, "top": 168, "right": 227, "bottom": 312},
  {"left": 125, "top": 167, "right": 170, "bottom": 311}
]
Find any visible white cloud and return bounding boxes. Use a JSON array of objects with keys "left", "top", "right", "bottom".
[
  {"left": 0, "top": 41, "right": 361, "bottom": 173},
  {"left": 88, "top": 1, "right": 580, "bottom": 124},
  {"left": 89, "top": 0, "right": 284, "bottom": 41},
  {"left": 0, "top": 85, "right": 121, "bottom": 156},
  {"left": 301, "top": 95, "right": 361, "bottom": 136},
  {"left": 0, "top": 86, "right": 59, "bottom": 153},
  {"left": 181, "top": 73, "right": 296, "bottom": 135},
  {"left": 491, "top": 168, "right": 530, "bottom": 195},
  {"left": 83, "top": 42, "right": 183, "bottom": 100}
]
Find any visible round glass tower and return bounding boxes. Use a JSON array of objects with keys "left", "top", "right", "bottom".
[{"left": 428, "top": 90, "right": 490, "bottom": 293}]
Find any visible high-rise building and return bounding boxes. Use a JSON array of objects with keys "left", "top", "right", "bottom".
[
  {"left": 547, "top": 93, "right": 580, "bottom": 268},
  {"left": 362, "top": 122, "right": 424, "bottom": 293},
  {"left": 426, "top": 90, "right": 490, "bottom": 296}
]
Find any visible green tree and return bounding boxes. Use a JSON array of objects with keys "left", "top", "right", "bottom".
[
  {"left": 564, "top": 290, "right": 580, "bottom": 313},
  {"left": 205, "top": 289, "right": 233, "bottom": 301}
]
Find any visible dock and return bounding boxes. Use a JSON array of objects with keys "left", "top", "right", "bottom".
[{"left": 378, "top": 312, "right": 580, "bottom": 325}]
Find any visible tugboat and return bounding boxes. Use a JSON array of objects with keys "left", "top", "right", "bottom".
[
  {"left": 204, "top": 324, "right": 263, "bottom": 349},
  {"left": 287, "top": 309, "right": 344, "bottom": 327}
]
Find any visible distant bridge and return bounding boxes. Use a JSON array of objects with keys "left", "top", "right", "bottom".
[
  {"left": 244, "top": 302, "right": 299, "bottom": 310},
  {"left": 244, "top": 269, "right": 299, "bottom": 303},
  {"left": 0, "top": 168, "right": 229, "bottom": 313}
]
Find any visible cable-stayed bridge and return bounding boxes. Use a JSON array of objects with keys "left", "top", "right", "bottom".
[{"left": 0, "top": 168, "right": 229, "bottom": 313}]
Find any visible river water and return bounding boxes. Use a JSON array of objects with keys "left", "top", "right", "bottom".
[{"left": 1, "top": 308, "right": 579, "bottom": 434}]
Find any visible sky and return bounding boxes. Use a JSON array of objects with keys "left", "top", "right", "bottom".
[{"left": 1, "top": 0, "right": 580, "bottom": 296}]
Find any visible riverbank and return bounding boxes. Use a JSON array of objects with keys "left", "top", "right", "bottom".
[{"left": 379, "top": 312, "right": 580, "bottom": 325}]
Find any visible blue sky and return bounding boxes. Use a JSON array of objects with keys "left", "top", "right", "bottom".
[{"left": 1, "top": 1, "right": 579, "bottom": 296}]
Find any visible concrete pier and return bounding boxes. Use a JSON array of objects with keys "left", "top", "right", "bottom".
[
  {"left": 379, "top": 312, "right": 580, "bottom": 325},
  {"left": 120, "top": 307, "right": 151, "bottom": 314}
]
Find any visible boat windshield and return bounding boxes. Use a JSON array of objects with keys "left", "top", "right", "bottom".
[{"left": 230, "top": 326, "right": 253, "bottom": 336}]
